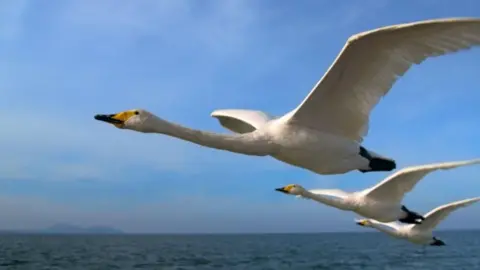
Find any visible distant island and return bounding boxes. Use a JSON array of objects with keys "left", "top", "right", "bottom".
[{"left": 0, "top": 223, "right": 124, "bottom": 235}]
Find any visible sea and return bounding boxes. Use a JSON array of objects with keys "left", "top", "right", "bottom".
[{"left": 0, "top": 230, "right": 478, "bottom": 270}]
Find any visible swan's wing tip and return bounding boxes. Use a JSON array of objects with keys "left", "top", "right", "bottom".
[
  {"left": 210, "top": 110, "right": 221, "bottom": 117},
  {"left": 347, "top": 17, "right": 480, "bottom": 44},
  {"left": 466, "top": 158, "right": 480, "bottom": 165}
]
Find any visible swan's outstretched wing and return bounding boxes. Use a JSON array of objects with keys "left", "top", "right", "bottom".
[
  {"left": 415, "top": 197, "right": 480, "bottom": 231},
  {"left": 211, "top": 109, "right": 274, "bottom": 134},
  {"left": 286, "top": 18, "right": 480, "bottom": 142},
  {"left": 363, "top": 159, "right": 480, "bottom": 204}
]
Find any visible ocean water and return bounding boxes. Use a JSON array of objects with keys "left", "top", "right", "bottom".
[{"left": 0, "top": 230, "right": 478, "bottom": 270}]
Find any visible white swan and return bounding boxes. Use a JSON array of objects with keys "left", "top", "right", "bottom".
[
  {"left": 94, "top": 18, "right": 480, "bottom": 175},
  {"left": 355, "top": 197, "right": 480, "bottom": 246},
  {"left": 275, "top": 159, "right": 480, "bottom": 224}
]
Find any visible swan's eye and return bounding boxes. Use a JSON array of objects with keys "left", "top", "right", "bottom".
[{"left": 134, "top": 111, "right": 139, "bottom": 115}]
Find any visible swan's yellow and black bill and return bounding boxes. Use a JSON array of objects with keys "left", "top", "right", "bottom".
[
  {"left": 94, "top": 110, "right": 137, "bottom": 128},
  {"left": 275, "top": 184, "right": 294, "bottom": 194},
  {"left": 356, "top": 220, "right": 368, "bottom": 226}
]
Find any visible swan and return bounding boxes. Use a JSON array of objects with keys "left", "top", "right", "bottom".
[
  {"left": 355, "top": 197, "right": 480, "bottom": 246},
  {"left": 94, "top": 18, "right": 480, "bottom": 175},
  {"left": 275, "top": 159, "right": 480, "bottom": 224}
]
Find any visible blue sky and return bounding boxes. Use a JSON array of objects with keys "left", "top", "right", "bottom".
[{"left": 1, "top": 0, "right": 480, "bottom": 233}]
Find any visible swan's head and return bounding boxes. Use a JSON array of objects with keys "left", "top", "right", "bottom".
[
  {"left": 430, "top": 237, "right": 446, "bottom": 246},
  {"left": 94, "top": 109, "right": 154, "bottom": 132},
  {"left": 355, "top": 219, "right": 372, "bottom": 227},
  {"left": 275, "top": 184, "right": 305, "bottom": 196}
]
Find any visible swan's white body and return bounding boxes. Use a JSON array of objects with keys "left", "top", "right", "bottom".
[
  {"left": 276, "top": 159, "right": 480, "bottom": 223},
  {"left": 211, "top": 109, "right": 369, "bottom": 174},
  {"left": 356, "top": 197, "right": 480, "bottom": 245},
  {"left": 95, "top": 18, "right": 480, "bottom": 175}
]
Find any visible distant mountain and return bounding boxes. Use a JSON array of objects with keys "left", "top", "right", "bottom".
[{"left": 41, "top": 223, "right": 124, "bottom": 234}]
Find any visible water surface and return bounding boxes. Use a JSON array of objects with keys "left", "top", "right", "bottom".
[{"left": 0, "top": 230, "right": 478, "bottom": 269}]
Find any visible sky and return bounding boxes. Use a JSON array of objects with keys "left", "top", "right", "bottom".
[{"left": 1, "top": 0, "right": 480, "bottom": 234}]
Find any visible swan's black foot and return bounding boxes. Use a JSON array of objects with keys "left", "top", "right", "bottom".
[
  {"left": 358, "top": 147, "right": 396, "bottom": 173},
  {"left": 370, "top": 158, "right": 397, "bottom": 172},
  {"left": 430, "top": 237, "right": 446, "bottom": 246},
  {"left": 399, "top": 205, "right": 425, "bottom": 224}
]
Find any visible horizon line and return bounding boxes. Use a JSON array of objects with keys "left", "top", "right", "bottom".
[{"left": 0, "top": 228, "right": 478, "bottom": 235}]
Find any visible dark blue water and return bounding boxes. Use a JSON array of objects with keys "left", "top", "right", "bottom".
[{"left": 0, "top": 230, "right": 478, "bottom": 269}]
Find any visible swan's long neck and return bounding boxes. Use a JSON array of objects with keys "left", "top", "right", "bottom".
[
  {"left": 141, "top": 115, "right": 274, "bottom": 156},
  {"left": 302, "top": 191, "right": 349, "bottom": 209},
  {"left": 369, "top": 221, "right": 400, "bottom": 237}
]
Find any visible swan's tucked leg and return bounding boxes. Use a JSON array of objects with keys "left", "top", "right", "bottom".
[
  {"left": 398, "top": 205, "right": 425, "bottom": 224},
  {"left": 358, "top": 146, "right": 396, "bottom": 173},
  {"left": 430, "top": 237, "right": 446, "bottom": 246}
]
